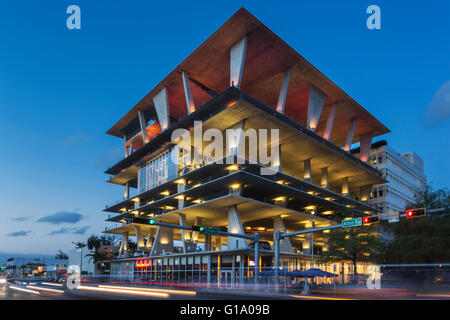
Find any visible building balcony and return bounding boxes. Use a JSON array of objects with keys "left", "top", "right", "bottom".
[{"left": 105, "top": 87, "right": 383, "bottom": 179}]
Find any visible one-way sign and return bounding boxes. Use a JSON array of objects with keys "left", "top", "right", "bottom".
[{"left": 388, "top": 212, "right": 400, "bottom": 223}]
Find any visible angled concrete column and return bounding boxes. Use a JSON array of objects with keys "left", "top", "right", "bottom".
[
  {"left": 230, "top": 36, "right": 247, "bottom": 88},
  {"left": 303, "top": 159, "right": 312, "bottom": 182},
  {"left": 153, "top": 87, "right": 170, "bottom": 131},
  {"left": 123, "top": 183, "right": 130, "bottom": 200},
  {"left": 145, "top": 228, "right": 156, "bottom": 249},
  {"left": 214, "top": 236, "right": 222, "bottom": 251},
  {"left": 226, "top": 119, "right": 246, "bottom": 161},
  {"left": 225, "top": 119, "right": 250, "bottom": 164},
  {"left": 128, "top": 142, "right": 133, "bottom": 156},
  {"left": 323, "top": 103, "right": 336, "bottom": 140},
  {"left": 342, "top": 177, "right": 350, "bottom": 196},
  {"left": 276, "top": 68, "right": 291, "bottom": 113},
  {"left": 227, "top": 205, "right": 248, "bottom": 250},
  {"left": 123, "top": 134, "right": 129, "bottom": 157},
  {"left": 359, "top": 185, "right": 372, "bottom": 202},
  {"left": 273, "top": 215, "right": 293, "bottom": 253},
  {"left": 182, "top": 71, "right": 195, "bottom": 114},
  {"left": 307, "top": 85, "right": 326, "bottom": 131},
  {"left": 191, "top": 217, "right": 202, "bottom": 243},
  {"left": 179, "top": 213, "right": 194, "bottom": 253},
  {"left": 274, "top": 144, "right": 282, "bottom": 173},
  {"left": 137, "top": 110, "right": 149, "bottom": 143},
  {"left": 134, "top": 225, "right": 145, "bottom": 250},
  {"left": 177, "top": 181, "right": 186, "bottom": 209},
  {"left": 150, "top": 226, "right": 173, "bottom": 256},
  {"left": 344, "top": 118, "right": 357, "bottom": 151},
  {"left": 359, "top": 133, "right": 373, "bottom": 162},
  {"left": 119, "top": 232, "right": 129, "bottom": 256},
  {"left": 321, "top": 167, "right": 329, "bottom": 189}
]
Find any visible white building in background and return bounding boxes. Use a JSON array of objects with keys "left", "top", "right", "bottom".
[{"left": 352, "top": 140, "right": 427, "bottom": 217}]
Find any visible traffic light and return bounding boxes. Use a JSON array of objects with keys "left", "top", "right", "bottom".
[
  {"left": 132, "top": 217, "right": 156, "bottom": 225},
  {"left": 405, "top": 208, "right": 426, "bottom": 219},
  {"left": 192, "top": 225, "right": 205, "bottom": 232},
  {"left": 362, "top": 215, "right": 380, "bottom": 225}
]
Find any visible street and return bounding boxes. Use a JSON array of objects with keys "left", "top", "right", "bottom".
[{"left": 2, "top": 280, "right": 450, "bottom": 300}]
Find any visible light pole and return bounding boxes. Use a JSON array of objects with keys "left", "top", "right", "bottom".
[{"left": 73, "top": 242, "right": 87, "bottom": 274}]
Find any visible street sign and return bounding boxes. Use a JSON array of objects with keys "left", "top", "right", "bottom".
[
  {"left": 132, "top": 217, "right": 154, "bottom": 225},
  {"left": 341, "top": 218, "right": 362, "bottom": 228},
  {"left": 204, "top": 227, "right": 221, "bottom": 235},
  {"left": 388, "top": 212, "right": 400, "bottom": 223}
]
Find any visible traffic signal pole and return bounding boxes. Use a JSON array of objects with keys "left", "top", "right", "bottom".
[
  {"left": 271, "top": 207, "right": 445, "bottom": 292},
  {"left": 274, "top": 230, "right": 280, "bottom": 290},
  {"left": 131, "top": 207, "right": 445, "bottom": 292},
  {"left": 254, "top": 232, "right": 260, "bottom": 284}
]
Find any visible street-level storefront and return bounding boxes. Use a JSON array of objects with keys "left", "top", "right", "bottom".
[
  {"left": 109, "top": 250, "right": 313, "bottom": 287},
  {"left": 108, "top": 250, "right": 375, "bottom": 287}
]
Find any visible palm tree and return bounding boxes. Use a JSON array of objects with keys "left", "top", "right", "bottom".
[
  {"left": 55, "top": 249, "right": 69, "bottom": 260},
  {"left": 87, "top": 235, "right": 102, "bottom": 251},
  {"left": 86, "top": 248, "right": 110, "bottom": 264},
  {"left": 72, "top": 241, "right": 87, "bottom": 273}
]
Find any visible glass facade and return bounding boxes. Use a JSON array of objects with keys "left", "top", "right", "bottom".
[{"left": 137, "top": 147, "right": 179, "bottom": 194}]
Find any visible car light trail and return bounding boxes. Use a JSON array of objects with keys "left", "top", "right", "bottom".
[
  {"left": 290, "top": 295, "right": 355, "bottom": 300},
  {"left": 98, "top": 285, "right": 196, "bottom": 296},
  {"left": 76, "top": 285, "right": 169, "bottom": 298},
  {"left": 27, "top": 285, "right": 64, "bottom": 294},
  {"left": 8, "top": 285, "right": 40, "bottom": 295},
  {"left": 42, "top": 282, "right": 64, "bottom": 287}
]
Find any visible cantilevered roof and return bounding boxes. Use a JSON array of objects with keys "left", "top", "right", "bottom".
[{"left": 106, "top": 8, "right": 389, "bottom": 147}]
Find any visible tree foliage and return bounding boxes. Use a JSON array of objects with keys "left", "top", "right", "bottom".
[
  {"left": 87, "top": 235, "right": 113, "bottom": 251},
  {"left": 319, "top": 226, "right": 385, "bottom": 271},
  {"left": 383, "top": 186, "right": 450, "bottom": 264},
  {"left": 85, "top": 235, "right": 117, "bottom": 265},
  {"left": 55, "top": 249, "right": 68, "bottom": 260}
]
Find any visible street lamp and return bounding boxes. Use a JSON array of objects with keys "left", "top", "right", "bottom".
[{"left": 72, "top": 242, "right": 87, "bottom": 275}]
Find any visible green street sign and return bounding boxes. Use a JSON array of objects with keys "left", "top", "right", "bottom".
[
  {"left": 204, "top": 227, "right": 221, "bottom": 235},
  {"left": 341, "top": 218, "right": 362, "bottom": 228}
]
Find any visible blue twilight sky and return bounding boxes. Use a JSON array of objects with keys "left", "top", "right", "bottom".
[{"left": 0, "top": 0, "right": 449, "bottom": 256}]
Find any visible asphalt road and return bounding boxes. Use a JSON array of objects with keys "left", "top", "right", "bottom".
[
  {"left": 2, "top": 281, "right": 450, "bottom": 300},
  {"left": 0, "top": 282, "right": 283, "bottom": 300}
]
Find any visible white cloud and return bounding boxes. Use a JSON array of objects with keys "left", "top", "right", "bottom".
[{"left": 424, "top": 81, "right": 450, "bottom": 126}]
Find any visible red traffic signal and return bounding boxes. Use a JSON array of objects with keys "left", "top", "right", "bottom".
[
  {"left": 405, "top": 208, "right": 426, "bottom": 219},
  {"left": 363, "top": 215, "right": 379, "bottom": 225}
]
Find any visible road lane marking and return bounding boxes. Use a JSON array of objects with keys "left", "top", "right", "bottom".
[
  {"left": 98, "top": 285, "right": 196, "bottom": 296},
  {"left": 27, "top": 285, "right": 64, "bottom": 294},
  {"left": 8, "top": 285, "right": 40, "bottom": 295},
  {"left": 42, "top": 282, "right": 64, "bottom": 287},
  {"left": 76, "top": 285, "right": 169, "bottom": 298},
  {"left": 290, "top": 295, "right": 355, "bottom": 300}
]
